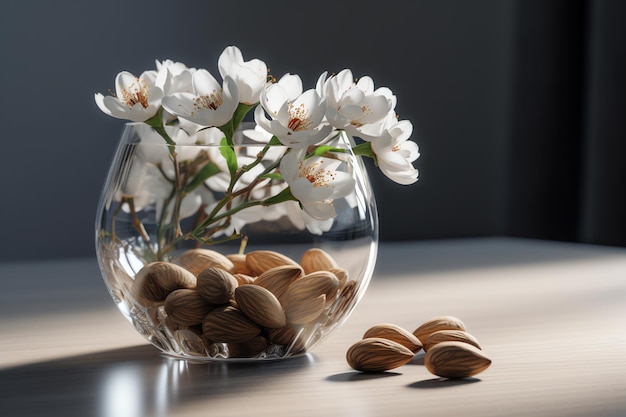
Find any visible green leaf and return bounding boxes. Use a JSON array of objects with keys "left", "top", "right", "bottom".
[
  {"left": 218, "top": 123, "right": 234, "bottom": 146},
  {"left": 144, "top": 108, "right": 164, "bottom": 128},
  {"left": 352, "top": 141, "right": 378, "bottom": 164},
  {"left": 144, "top": 108, "right": 175, "bottom": 147},
  {"left": 268, "top": 136, "right": 282, "bottom": 146},
  {"left": 259, "top": 172, "right": 284, "bottom": 180},
  {"left": 185, "top": 161, "right": 221, "bottom": 192},
  {"left": 309, "top": 145, "right": 346, "bottom": 158},
  {"left": 220, "top": 137, "right": 238, "bottom": 177},
  {"left": 231, "top": 103, "right": 257, "bottom": 131},
  {"left": 262, "top": 187, "right": 297, "bottom": 206}
]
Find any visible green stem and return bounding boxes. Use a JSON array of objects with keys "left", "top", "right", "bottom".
[
  {"left": 231, "top": 103, "right": 256, "bottom": 133},
  {"left": 208, "top": 186, "right": 297, "bottom": 228},
  {"left": 188, "top": 145, "right": 284, "bottom": 239},
  {"left": 239, "top": 137, "right": 281, "bottom": 175},
  {"left": 145, "top": 108, "right": 175, "bottom": 147},
  {"left": 141, "top": 105, "right": 299, "bottom": 258},
  {"left": 191, "top": 232, "right": 245, "bottom": 246},
  {"left": 144, "top": 108, "right": 191, "bottom": 259},
  {"left": 351, "top": 141, "right": 378, "bottom": 164},
  {"left": 203, "top": 200, "right": 264, "bottom": 227}
]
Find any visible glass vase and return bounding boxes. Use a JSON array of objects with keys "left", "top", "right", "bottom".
[{"left": 95, "top": 122, "right": 378, "bottom": 360}]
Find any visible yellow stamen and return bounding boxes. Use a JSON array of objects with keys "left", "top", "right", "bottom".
[
  {"left": 299, "top": 160, "right": 336, "bottom": 188},
  {"left": 194, "top": 90, "right": 223, "bottom": 111},
  {"left": 121, "top": 78, "right": 149, "bottom": 108},
  {"left": 287, "top": 103, "right": 311, "bottom": 132}
]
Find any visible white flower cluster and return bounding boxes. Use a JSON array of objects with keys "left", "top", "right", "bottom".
[
  {"left": 95, "top": 46, "right": 419, "bottom": 237},
  {"left": 96, "top": 46, "right": 419, "bottom": 183}
]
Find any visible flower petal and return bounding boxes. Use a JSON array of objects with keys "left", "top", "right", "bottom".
[
  {"left": 115, "top": 71, "right": 139, "bottom": 99},
  {"left": 218, "top": 46, "right": 244, "bottom": 79},
  {"left": 94, "top": 93, "right": 113, "bottom": 117},
  {"left": 243, "top": 124, "right": 273, "bottom": 143},
  {"left": 315, "top": 71, "right": 328, "bottom": 99},
  {"left": 261, "top": 83, "right": 289, "bottom": 116},
  {"left": 356, "top": 76, "right": 375, "bottom": 94},
  {"left": 302, "top": 200, "right": 337, "bottom": 220},
  {"left": 277, "top": 73, "right": 303, "bottom": 101},
  {"left": 192, "top": 69, "right": 221, "bottom": 95},
  {"left": 254, "top": 104, "right": 275, "bottom": 133},
  {"left": 161, "top": 93, "right": 197, "bottom": 120},
  {"left": 211, "top": 75, "right": 239, "bottom": 126},
  {"left": 99, "top": 95, "right": 149, "bottom": 122}
]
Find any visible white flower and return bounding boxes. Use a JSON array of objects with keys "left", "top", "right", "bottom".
[
  {"left": 161, "top": 70, "right": 239, "bottom": 127},
  {"left": 245, "top": 73, "right": 306, "bottom": 143},
  {"left": 324, "top": 69, "right": 396, "bottom": 141},
  {"left": 218, "top": 46, "right": 268, "bottom": 105},
  {"left": 154, "top": 59, "right": 197, "bottom": 124},
  {"left": 95, "top": 70, "right": 165, "bottom": 122},
  {"left": 206, "top": 198, "right": 284, "bottom": 237},
  {"left": 204, "top": 153, "right": 266, "bottom": 194},
  {"left": 371, "top": 117, "right": 419, "bottom": 185},
  {"left": 315, "top": 71, "right": 329, "bottom": 100},
  {"left": 242, "top": 123, "right": 274, "bottom": 143},
  {"left": 255, "top": 81, "right": 331, "bottom": 149},
  {"left": 155, "top": 59, "right": 195, "bottom": 95},
  {"left": 280, "top": 149, "right": 355, "bottom": 220},
  {"left": 273, "top": 73, "right": 303, "bottom": 102},
  {"left": 175, "top": 127, "right": 224, "bottom": 162},
  {"left": 240, "top": 125, "right": 289, "bottom": 164},
  {"left": 99, "top": 45, "right": 421, "bottom": 252},
  {"left": 134, "top": 125, "right": 211, "bottom": 166},
  {"left": 282, "top": 200, "right": 334, "bottom": 235},
  {"left": 118, "top": 163, "right": 202, "bottom": 222}
]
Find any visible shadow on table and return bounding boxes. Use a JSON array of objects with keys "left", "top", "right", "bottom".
[
  {"left": 407, "top": 377, "right": 481, "bottom": 388},
  {"left": 0, "top": 344, "right": 315, "bottom": 417},
  {"left": 325, "top": 370, "right": 402, "bottom": 382}
]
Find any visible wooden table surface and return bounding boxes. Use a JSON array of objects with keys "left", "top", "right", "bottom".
[{"left": 1, "top": 237, "right": 625, "bottom": 417}]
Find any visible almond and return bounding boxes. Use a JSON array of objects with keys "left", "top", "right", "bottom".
[
  {"left": 164, "top": 289, "right": 214, "bottom": 326},
  {"left": 363, "top": 323, "right": 423, "bottom": 353},
  {"left": 283, "top": 271, "right": 339, "bottom": 305},
  {"left": 170, "top": 328, "right": 206, "bottom": 355},
  {"left": 226, "top": 253, "right": 253, "bottom": 275},
  {"left": 179, "top": 248, "right": 235, "bottom": 276},
  {"left": 233, "top": 273, "right": 256, "bottom": 285},
  {"left": 275, "top": 326, "right": 306, "bottom": 355},
  {"left": 346, "top": 337, "right": 415, "bottom": 372},
  {"left": 196, "top": 267, "right": 238, "bottom": 305},
  {"left": 300, "top": 248, "right": 338, "bottom": 274},
  {"left": 328, "top": 267, "right": 348, "bottom": 288},
  {"left": 164, "top": 316, "right": 184, "bottom": 332},
  {"left": 202, "top": 305, "right": 261, "bottom": 343},
  {"left": 133, "top": 261, "right": 197, "bottom": 303},
  {"left": 254, "top": 265, "right": 303, "bottom": 300},
  {"left": 283, "top": 293, "right": 326, "bottom": 324},
  {"left": 424, "top": 341, "right": 491, "bottom": 378},
  {"left": 330, "top": 279, "right": 358, "bottom": 319},
  {"left": 227, "top": 335, "right": 270, "bottom": 358},
  {"left": 246, "top": 250, "right": 301, "bottom": 276},
  {"left": 413, "top": 315, "right": 467, "bottom": 343},
  {"left": 234, "top": 284, "right": 286, "bottom": 328},
  {"left": 267, "top": 324, "right": 302, "bottom": 345},
  {"left": 423, "top": 330, "right": 482, "bottom": 352}
]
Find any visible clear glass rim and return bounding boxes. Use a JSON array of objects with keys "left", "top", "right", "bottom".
[{"left": 119, "top": 121, "right": 354, "bottom": 150}]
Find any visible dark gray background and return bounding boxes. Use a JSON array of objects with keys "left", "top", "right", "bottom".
[{"left": 1, "top": 0, "right": 624, "bottom": 262}]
